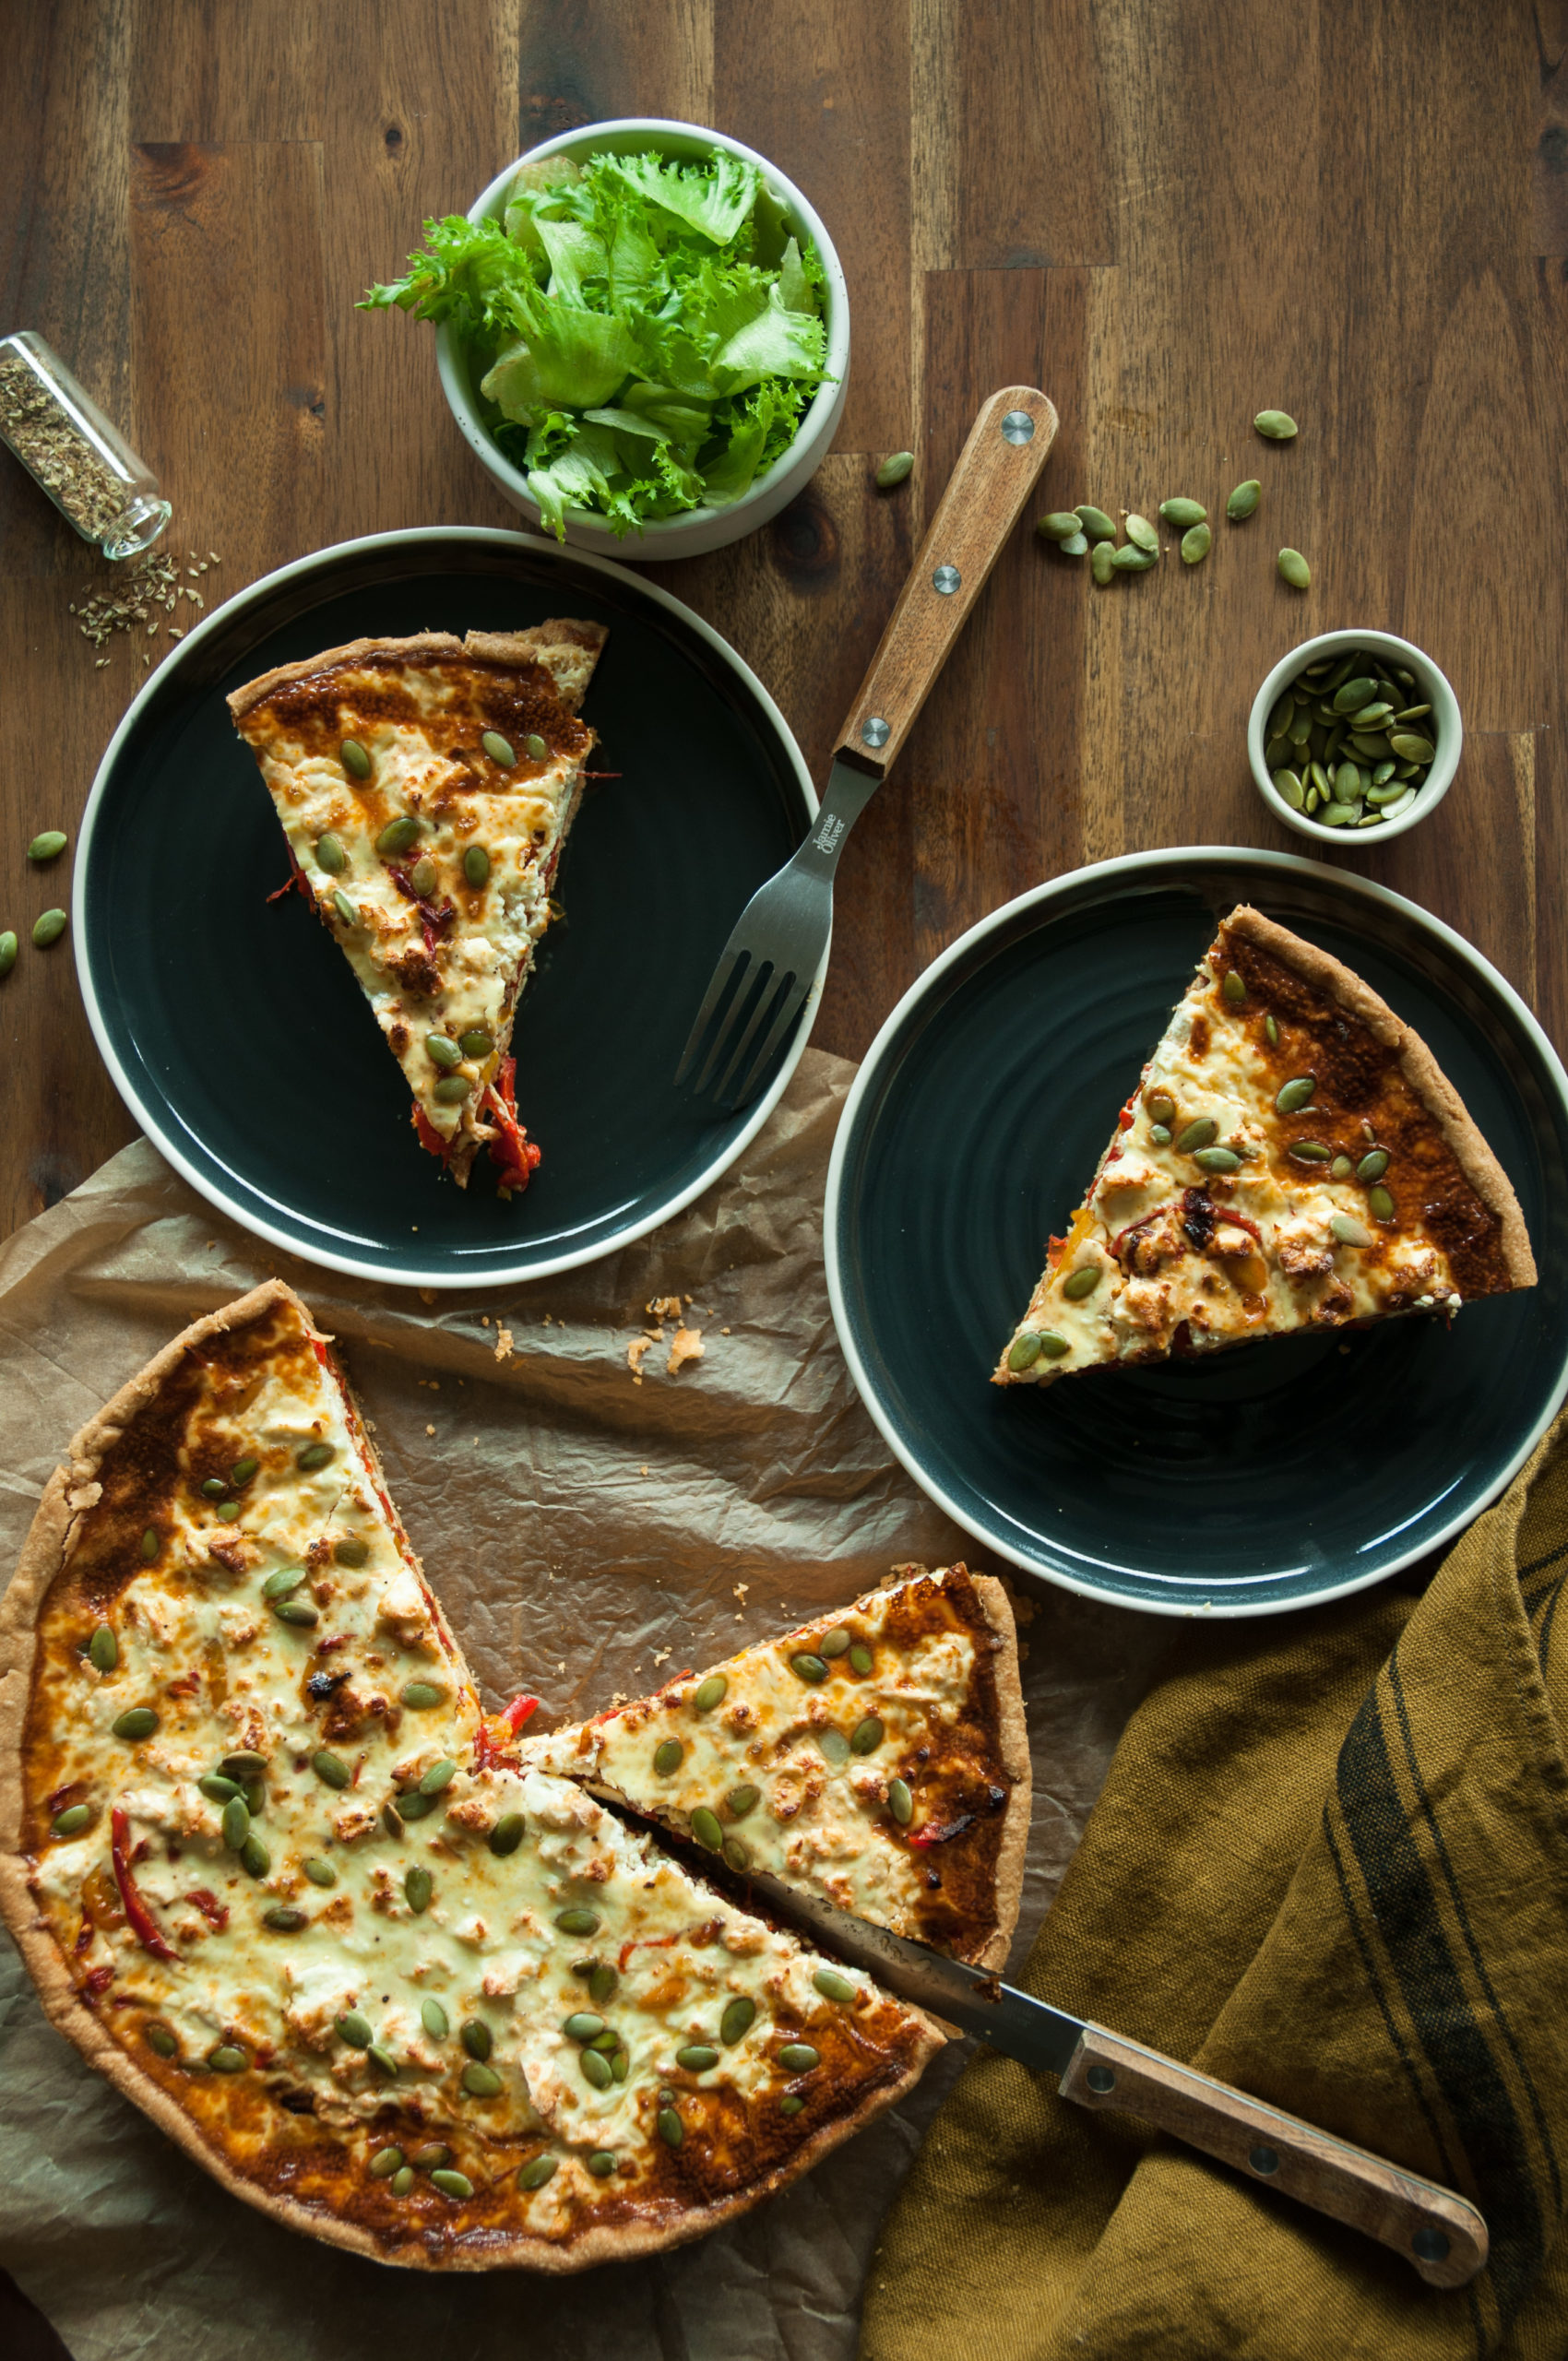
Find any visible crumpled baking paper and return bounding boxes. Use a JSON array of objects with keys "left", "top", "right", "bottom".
[{"left": 0, "top": 1047, "right": 1160, "bottom": 2361}]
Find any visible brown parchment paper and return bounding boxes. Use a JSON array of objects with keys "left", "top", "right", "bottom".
[{"left": 0, "top": 1047, "right": 1161, "bottom": 2361}]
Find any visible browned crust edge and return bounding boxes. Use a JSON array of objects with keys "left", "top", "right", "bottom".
[
  {"left": 224, "top": 621, "right": 609, "bottom": 724},
  {"left": 967, "top": 1572, "right": 1031, "bottom": 1974},
  {"left": 0, "top": 1288, "right": 944, "bottom": 2272},
  {"left": 1223, "top": 906, "right": 1538, "bottom": 1289}
]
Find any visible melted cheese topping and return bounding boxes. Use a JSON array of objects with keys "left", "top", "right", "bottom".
[
  {"left": 234, "top": 644, "right": 599, "bottom": 1161},
  {"left": 522, "top": 1571, "right": 1016, "bottom": 1962},
  {"left": 19, "top": 1298, "right": 938, "bottom": 2262},
  {"left": 998, "top": 931, "right": 1484, "bottom": 1384}
]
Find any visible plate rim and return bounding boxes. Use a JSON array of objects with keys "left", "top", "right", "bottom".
[
  {"left": 824, "top": 844, "right": 1568, "bottom": 1620},
  {"left": 73, "top": 524, "right": 825, "bottom": 1290}
]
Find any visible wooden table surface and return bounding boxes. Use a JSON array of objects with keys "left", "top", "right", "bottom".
[{"left": 2, "top": 2, "right": 1564, "bottom": 2349}]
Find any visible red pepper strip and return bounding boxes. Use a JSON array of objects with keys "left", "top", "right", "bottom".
[
  {"left": 184, "top": 1888, "right": 229, "bottom": 1932},
  {"left": 1045, "top": 1233, "right": 1068, "bottom": 1270},
  {"left": 501, "top": 1693, "right": 540, "bottom": 1735},
  {"left": 266, "top": 843, "right": 314, "bottom": 907},
  {"left": 579, "top": 769, "right": 623, "bottom": 780},
  {"left": 1117, "top": 1099, "right": 1136, "bottom": 1130},
  {"left": 619, "top": 1931, "right": 682, "bottom": 1973},
  {"left": 386, "top": 861, "right": 457, "bottom": 957},
  {"left": 473, "top": 1722, "right": 516, "bottom": 1774},
  {"left": 1210, "top": 1206, "right": 1265, "bottom": 1249},
  {"left": 907, "top": 1812, "right": 976, "bottom": 1850},
  {"left": 412, "top": 1104, "right": 451, "bottom": 1163},
  {"left": 82, "top": 1965, "right": 115, "bottom": 2001},
  {"left": 111, "top": 1806, "right": 178, "bottom": 1964},
  {"left": 1110, "top": 1204, "right": 1173, "bottom": 1260},
  {"left": 483, "top": 1058, "right": 541, "bottom": 1192}
]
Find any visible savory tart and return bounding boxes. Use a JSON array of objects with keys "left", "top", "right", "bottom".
[
  {"left": 229, "top": 623, "right": 608, "bottom": 1192},
  {"left": 0, "top": 1284, "right": 970, "bottom": 2271},
  {"left": 522, "top": 1567, "right": 1029, "bottom": 1970},
  {"left": 996, "top": 905, "right": 1536, "bottom": 1385}
]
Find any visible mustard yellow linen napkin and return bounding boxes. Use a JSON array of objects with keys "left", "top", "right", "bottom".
[{"left": 861, "top": 1413, "right": 1568, "bottom": 2361}]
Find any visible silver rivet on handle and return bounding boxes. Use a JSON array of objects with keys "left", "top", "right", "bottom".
[
  {"left": 932, "top": 564, "right": 961, "bottom": 595},
  {"left": 861, "top": 717, "right": 891, "bottom": 749},
  {"left": 1085, "top": 2063, "right": 1116, "bottom": 2094},
  {"left": 1249, "top": 2145, "right": 1280, "bottom": 2176},
  {"left": 1001, "top": 409, "right": 1036, "bottom": 444}
]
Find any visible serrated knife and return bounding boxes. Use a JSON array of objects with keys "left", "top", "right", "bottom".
[{"left": 742, "top": 1869, "right": 1489, "bottom": 2290}]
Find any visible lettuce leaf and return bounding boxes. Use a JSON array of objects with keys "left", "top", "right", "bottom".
[{"left": 362, "top": 147, "right": 830, "bottom": 537}]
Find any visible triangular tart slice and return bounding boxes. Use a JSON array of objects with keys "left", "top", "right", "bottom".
[
  {"left": 229, "top": 622, "right": 608, "bottom": 1190},
  {"left": 0, "top": 1283, "right": 945, "bottom": 2272},
  {"left": 994, "top": 903, "right": 1536, "bottom": 1386},
  {"left": 521, "top": 1564, "right": 1030, "bottom": 1970}
]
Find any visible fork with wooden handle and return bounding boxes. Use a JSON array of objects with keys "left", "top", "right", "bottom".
[{"left": 675, "top": 384, "right": 1059, "bottom": 1105}]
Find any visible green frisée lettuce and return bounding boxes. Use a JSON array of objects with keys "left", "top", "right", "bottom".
[{"left": 362, "top": 148, "right": 830, "bottom": 537}]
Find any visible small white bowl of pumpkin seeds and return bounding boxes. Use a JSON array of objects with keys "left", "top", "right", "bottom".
[{"left": 1248, "top": 628, "right": 1461, "bottom": 846}]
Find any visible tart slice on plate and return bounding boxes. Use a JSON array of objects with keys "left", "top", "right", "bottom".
[
  {"left": 229, "top": 623, "right": 607, "bottom": 1192},
  {"left": 0, "top": 1283, "right": 1016, "bottom": 2272},
  {"left": 996, "top": 904, "right": 1536, "bottom": 1386},
  {"left": 522, "top": 1565, "right": 1030, "bottom": 1969}
]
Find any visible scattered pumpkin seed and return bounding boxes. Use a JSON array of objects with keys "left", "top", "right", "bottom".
[
  {"left": 1149, "top": 1122, "right": 1172, "bottom": 1145},
  {"left": 654, "top": 1738, "right": 684, "bottom": 1776},
  {"left": 518, "top": 2155, "right": 559, "bottom": 2190},
  {"left": 580, "top": 2048, "right": 613, "bottom": 2090},
  {"left": 556, "top": 1907, "right": 600, "bottom": 1935},
  {"left": 1176, "top": 1116, "right": 1218, "bottom": 1152},
  {"left": 140, "top": 1526, "right": 159, "bottom": 1560},
  {"left": 1369, "top": 1185, "right": 1396, "bottom": 1221},
  {"left": 1277, "top": 549, "right": 1311, "bottom": 589},
  {"left": 1075, "top": 505, "right": 1118, "bottom": 540},
  {"left": 722, "top": 1835, "right": 751, "bottom": 1871},
  {"left": 112, "top": 1706, "right": 158, "bottom": 1742},
  {"left": 727, "top": 1784, "right": 760, "bottom": 1817},
  {"left": 675, "top": 2044, "right": 719, "bottom": 2073},
  {"left": 1330, "top": 1154, "right": 1354, "bottom": 1179},
  {"left": 887, "top": 1777, "right": 913, "bottom": 1826},
  {"left": 658, "top": 2106, "right": 683, "bottom": 2147},
  {"left": 1146, "top": 1089, "right": 1177, "bottom": 1124},
  {"left": 209, "top": 2046, "right": 247, "bottom": 2073},
  {"left": 434, "top": 1075, "right": 471, "bottom": 1105},
  {"left": 420, "top": 1757, "right": 457, "bottom": 1796},
  {"left": 315, "top": 831, "right": 347, "bottom": 873},
  {"left": 849, "top": 1643, "right": 873, "bottom": 1674},
  {"left": 221, "top": 1797, "right": 251, "bottom": 1850},
  {"left": 263, "top": 1905, "right": 307, "bottom": 1931},
  {"left": 818, "top": 1627, "right": 852, "bottom": 1658},
  {"left": 1194, "top": 1146, "right": 1242, "bottom": 1174},
  {"left": 780, "top": 2093, "right": 804, "bottom": 2116},
  {"left": 1265, "top": 1014, "right": 1279, "bottom": 1047},
  {"left": 1111, "top": 543, "right": 1157, "bottom": 572},
  {"left": 1227, "top": 479, "right": 1262, "bottom": 520},
  {"left": 589, "top": 1964, "right": 618, "bottom": 2006},
  {"left": 367, "top": 2044, "right": 400, "bottom": 2079},
  {"left": 296, "top": 1441, "right": 335, "bottom": 1471},
  {"left": 1125, "top": 513, "right": 1159, "bottom": 553},
  {"left": 260, "top": 1564, "right": 306, "bottom": 1601},
  {"left": 693, "top": 1673, "right": 728, "bottom": 1712},
  {"left": 369, "top": 2145, "right": 404, "bottom": 2177},
  {"left": 721, "top": 1997, "right": 757, "bottom": 2047},
  {"left": 1007, "top": 1331, "right": 1042, "bottom": 1370},
  {"left": 1276, "top": 1076, "right": 1315, "bottom": 1114},
  {"left": 1254, "top": 409, "right": 1298, "bottom": 439},
  {"left": 1057, "top": 530, "right": 1088, "bottom": 557},
  {"left": 1357, "top": 1149, "right": 1390, "bottom": 1182},
  {"left": 525, "top": 733, "right": 549, "bottom": 761},
  {"left": 271, "top": 1597, "right": 319, "bottom": 1628},
  {"left": 587, "top": 2150, "right": 617, "bottom": 2176},
  {"left": 1180, "top": 522, "right": 1211, "bottom": 564},
  {"left": 32, "top": 908, "right": 66, "bottom": 947},
  {"left": 88, "top": 1622, "right": 118, "bottom": 1673},
  {"left": 222, "top": 1751, "right": 267, "bottom": 1779},
  {"left": 489, "top": 1812, "right": 526, "bottom": 1856},
  {"left": 405, "top": 1867, "right": 434, "bottom": 1915},
  {"left": 409, "top": 856, "right": 438, "bottom": 897},
  {"left": 1090, "top": 539, "right": 1115, "bottom": 584},
  {"left": 1159, "top": 498, "right": 1207, "bottom": 528},
  {"left": 690, "top": 1807, "right": 724, "bottom": 1851},
  {"left": 0, "top": 932, "right": 16, "bottom": 979},
  {"left": 564, "top": 2011, "right": 604, "bottom": 2042},
  {"left": 28, "top": 830, "right": 68, "bottom": 862},
  {"left": 313, "top": 1749, "right": 350, "bottom": 1790},
  {"left": 337, "top": 2010, "right": 374, "bottom": 2047},
  {"left": 778, "top": 2043, "right": 821, "bottom": 2072},
  {"left": 814, "top": 1968, "right": 857, "bottom": 2004},
  {"left": 1222, "top": 970, "right": 1246, "bottom": 1005},
  {"left": 851, "top": 1715, "right": 885, "bottom": 1754},
  {"left": 1331, "top": 1213, "right": 1372, "bottom": 1247},
  {"left": 1063, "top": 1265, "right": 1100, "bottom": 1300},
  {"left": 332, "top": 888, "right": 357, "bottom": 926},
  {"left": 481, "top": 730, "right": 516, "bottom": 766},
  {"left": 303, "top": 1857, "right": 337, "bottom": 1887},
  {"left": 240, "top": 1833, "right": 270, "bottom": 1878},
  {"left": 464, "top": 844, "right": 491, "bottom": 887},
  {"left": 52, "top": 1803, "right": 92, "bottom": 1837},
  {"left": 396, "top": 1788, "right": 439, "bottom": 1821},
  {"left": 375, "top": 814, "right": 422, "bottom": 858},
  {"left": 461, "top": 2063, "right": 501, "bottom": 2097},
  {"left": 402, "top": 1680, "right": 445, "bottom": 1709},
  {"left": 412, "top": 2144, "right": 451, "bottom": 2173},
  {"left": 876, "top": 451, "right": 915, "bottom": 488},
  {"left": 790, "top": 1652, "right": 828, "bottom": 1683},
  {"left": 144, "top": 2023, "right": 178, "bottom": 2058},
  {"left": 390, "top": 2166, "right": 415, "bottom": 2197},
  {"left": 1289, "top": 1140, "right": 1331, "bottom": 1163},
  {"left": 1037, "top": 511, "right": 1083, "bottom": 540},
  {"left": 340, "top": 738, "right": 372, "bottom": 779},
  {"left": 433, "top": 2168, "right": 474, "bottom": 2199},
  {"left": 460, "top": 2018, "right": 493, "bottom": 2062}
]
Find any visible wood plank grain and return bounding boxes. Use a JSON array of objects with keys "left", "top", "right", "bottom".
[
  {"left": 715, "top": 0, "right": 911, "bottom": 456},
  {"left": 515, "top": 0, "right": 714, "bottom": 143},
  {"left": 0, "top": 0, "right": 132, "bottom": 576},
  {"left": 1533, "top": 0, "right": 1568, "bottom": 253}
]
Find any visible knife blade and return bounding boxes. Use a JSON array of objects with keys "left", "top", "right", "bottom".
[{"left": 741, "top": 1868, "right": 1490, "bottom": 2291}]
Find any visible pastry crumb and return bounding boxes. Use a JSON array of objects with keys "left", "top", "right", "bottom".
[
  {"left": 425, "top": 1423, "right": 436, "bottom": 1437},
  {"left": 667, "top": 1325, "right": 704, "bottom": 1374},
  {"left": 647, "top": 1294, "right": 683, "bottom": 1319},
  {"left": 721, "top": 1326, "right": 731, "bottom": 1335},
  {"left": 732, "top": 1583, "right": 749, "bottom": 1603},
  {"left": 653, "top": 1647, "right": 671, "bottom": 1666},
  {"left": 481, "top": 1315, "right": 491, "bottom": 1327},
  {"left": 494, "top": 1327, "right": 514, "bottom": 1362},
  {"left": 627, "top": 1335, "right": 657, "bottom": 1384}
]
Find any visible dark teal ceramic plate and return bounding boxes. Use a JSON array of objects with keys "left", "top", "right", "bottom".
[
  {"left": 75, "top": 528, "right": 817, "bottom": 1287},
  {"left": 825, "top": 849, "right": 1568, "bottom": 1618}
]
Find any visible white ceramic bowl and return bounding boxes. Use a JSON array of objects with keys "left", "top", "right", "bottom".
[
  {"left": 434, "top": 118, "right": 850, "bottom": 561},
  {"left": 1247, "top": 628, "right": 1461, "bottom": 846}
]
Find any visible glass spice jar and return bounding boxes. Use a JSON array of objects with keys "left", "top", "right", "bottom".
[{"left": 0, "top": 330, "right": 172, "bottom": 559}]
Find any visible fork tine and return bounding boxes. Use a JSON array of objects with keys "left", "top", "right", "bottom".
[
  {"left": 675, "top": 945, "right": 750, "bottom": 1085},
  {"left": 724, "top": 974, "right": 811, "bottom": 1109},
  {"left": 711, "top": 965, "right": 796, "bottom": 1102},
  {"left": 695, "top": 960, "right": 772, "bottom": 1094}
]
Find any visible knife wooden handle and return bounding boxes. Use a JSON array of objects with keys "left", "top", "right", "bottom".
[
  {"left": 1060, "top": 2023, "right": 1489, "bottom": 2290},
  {"left": 832, "top": 385, "right": 1058, "bottom": 779}
]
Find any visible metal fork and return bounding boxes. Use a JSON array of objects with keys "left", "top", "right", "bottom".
[{"left": 674, "top": 384, "right": 1059, "bottom": 1107}]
